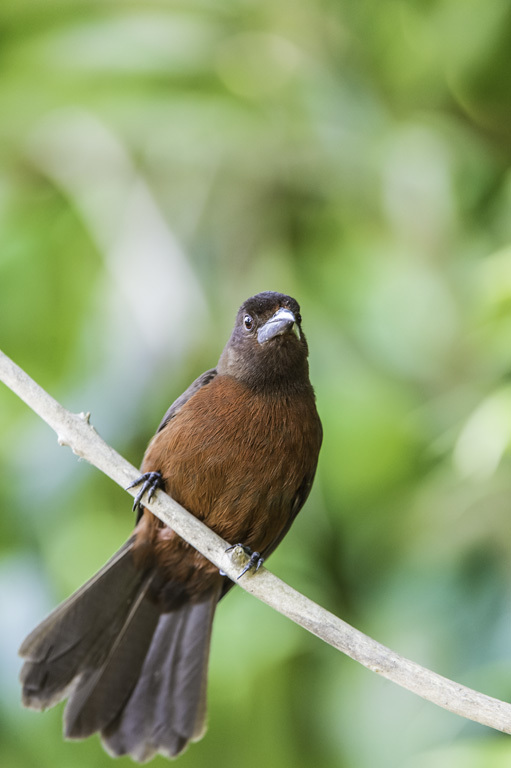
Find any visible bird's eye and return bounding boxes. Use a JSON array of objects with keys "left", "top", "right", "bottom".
[{"left": 244, "top": 314, "right": 253, "bottom": 330}]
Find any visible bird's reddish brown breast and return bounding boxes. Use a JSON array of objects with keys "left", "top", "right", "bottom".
[{"left": 135, "top": 374, "right": 321, "bottom": 589}]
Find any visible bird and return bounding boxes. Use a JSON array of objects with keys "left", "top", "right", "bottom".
[{"left": 19, "top": 291, "right": 323, "bottom": 762}]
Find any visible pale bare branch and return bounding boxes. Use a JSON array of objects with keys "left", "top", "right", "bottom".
[{"left": 1, "top": 347, "right": 510, "bottom": 735}]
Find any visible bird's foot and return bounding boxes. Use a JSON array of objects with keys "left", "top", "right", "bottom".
[
  {"left": 127, "top": 471, "right": 164, "bottom": 512},
  {"left": 225, "top": 544, "right": 265, "bottom": 580}
]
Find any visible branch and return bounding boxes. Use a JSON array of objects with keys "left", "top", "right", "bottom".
[{"left": 1, "top": 347, "right": 510, "bottom": 735}]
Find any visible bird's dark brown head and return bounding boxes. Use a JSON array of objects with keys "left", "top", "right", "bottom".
[{"left": 217, "top": 291, "right": 311, "bottom": 392}]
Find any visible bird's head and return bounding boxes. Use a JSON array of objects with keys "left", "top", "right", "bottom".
[{"left": 218, "top": 291, "right": 311, "bottom": 392}]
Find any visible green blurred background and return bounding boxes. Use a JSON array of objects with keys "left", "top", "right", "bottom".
[{"left": 2, "top": 1, "right": 511, "bottom": 766}]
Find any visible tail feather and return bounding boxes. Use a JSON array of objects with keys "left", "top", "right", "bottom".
[
  {"left": 102, "top": 586, "right": 220, "bottom": 761},
  {"left": 19, "top": 538, "right": 221, "bottom": 761},
  {"left": 19, "top": 538, "right": 145, "bottom": 710},
  {"left": 64, "top": 574, "right": 159, "bottom": 739}
]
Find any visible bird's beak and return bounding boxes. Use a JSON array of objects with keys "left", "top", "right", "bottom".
[{"left": 257, "top": 308, "right": 298, "bottom": 344}]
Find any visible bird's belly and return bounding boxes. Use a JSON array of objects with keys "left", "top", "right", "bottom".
[{"left": 136, "top": 376, "right": 319, "bottom": 596}]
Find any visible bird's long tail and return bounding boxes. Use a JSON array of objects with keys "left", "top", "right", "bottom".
[{"left": 19, "top": 538, "right": 219, "bottom": 761}]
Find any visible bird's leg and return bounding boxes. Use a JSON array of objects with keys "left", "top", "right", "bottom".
[
  {"left": 126, "top": 471, "right": 164, "bottom": 512},
  {"left": 225, "top": 544, "right": 265, "bottom": 579}
]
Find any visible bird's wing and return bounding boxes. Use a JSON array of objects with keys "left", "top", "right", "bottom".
[
  {"left": 260, "top": 471, "right": 318, "bottom": 561},
  {"left": 156, "top": 368, "right": 218, "bottom": 433},
  {"left": 218, "top": 469, "right": 319, "bottom": 600}
]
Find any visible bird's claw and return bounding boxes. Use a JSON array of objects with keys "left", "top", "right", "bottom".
[
  {"left": 225, "top": 544, "right": 265, "bottom": 579},
  {"left": 127, "top": 471, "right": 163, "bottom": 512},
  {"left": 237, "top": 551, "right": 264, "bottom": 579}
]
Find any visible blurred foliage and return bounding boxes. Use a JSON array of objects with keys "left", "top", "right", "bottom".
[{"left": 2, "top": 1, "right": 511, "bottom": 766}]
